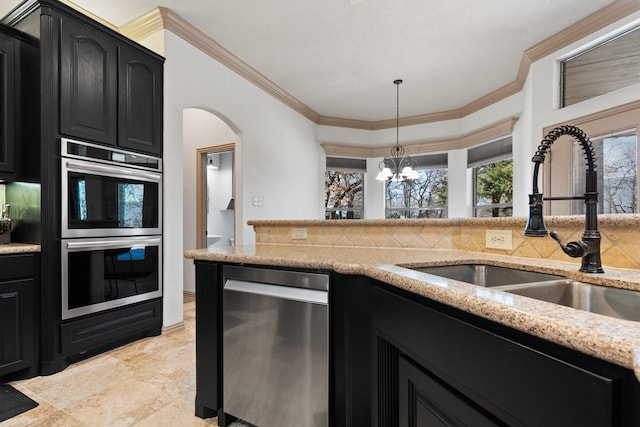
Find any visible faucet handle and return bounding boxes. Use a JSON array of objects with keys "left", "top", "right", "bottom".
[{"left": 549, "top": 231, "right": 589, "bottom": 258}]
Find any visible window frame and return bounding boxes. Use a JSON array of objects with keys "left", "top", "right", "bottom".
[
  {"left": 543, "top": 102, "right": 640, "bottom": 216},
  {"left": 467, "top": 137, "right": 513, "bottom": 218},
  {"left": 383, "top": 153, "right": 449, "bottom": 219},
  {"left": 560, "top": 24, "right": 640, "bottom": 108},
  {"left": 471, "top": 158, "right": 514, "bottom": 218},
  {"left": 325, "top": 157, "right": 366, "bottom": 220}
]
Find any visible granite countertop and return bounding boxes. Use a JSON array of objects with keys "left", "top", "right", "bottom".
[
  {"left": 185, "top": 244, "right": 640, "bottom": 379},
  {"left": 0, "top": 243, "right": 41, "bottom": 254}
]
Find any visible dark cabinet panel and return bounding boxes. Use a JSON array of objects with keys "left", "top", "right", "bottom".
[
  {"left": 59, "top": 16, "right": 163, "bottom": 157},
  {"left": 0, "top": 279, "right": 34, "bottom": 376},
  {"left": 0, "top": 253, "right": 36, "bottom": 379},
  {"left": 118, "top": 45, "right": 163, "bottom": 156},
  {"left": 399, "top": 355, "right": 502, "bottom": 427},
  {"left": 371, "top": 284, "right": 640, "bottom": 427},
  {"left": 60, "top": 298, "right": 162, "bottom": 355},
  {"left": 59, "top": 17, "right": 118, "bottom": 145},
  {"left": 0, "top": 31, "right": 17, "bottom": 176},
  {"left": 194, "top": 261, "right": 220, "bottom": 419}
]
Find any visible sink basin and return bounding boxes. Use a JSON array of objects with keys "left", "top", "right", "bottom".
[
  {"left": 409, "top": 264, "right": 563, "bottom": 287},
  {"left": 504, "top": 280, "right": 640, "bottom": 321}
]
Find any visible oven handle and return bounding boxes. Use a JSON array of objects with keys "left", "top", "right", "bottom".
[
  {"left": 64, "top": 160, "right": 162, "bottom": 182},
  {"left": 65, "top": 237, "right": 162, "bottom": 251}
]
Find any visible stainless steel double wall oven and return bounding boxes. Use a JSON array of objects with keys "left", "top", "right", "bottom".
[{"left": 60, "top": 138, "right": 162, "bottom": 320}]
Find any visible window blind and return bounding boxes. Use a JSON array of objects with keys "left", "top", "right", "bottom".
[
  {"left": 467, "top": 137, "right": 512, "bottom": 168},
  {"left": 326, "top": 157, "right": 367, "bottom": 172}
]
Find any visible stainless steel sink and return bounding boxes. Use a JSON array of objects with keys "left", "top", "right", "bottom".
[
  {"left": 409, "top": 264, "right": 563, "bottom": 287},
  {"left": 504, "top": 280, "right": 640, "bottom": 321}
]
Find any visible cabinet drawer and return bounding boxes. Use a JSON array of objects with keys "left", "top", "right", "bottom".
[
  {"left": 60, "top": 298, "right": 162, "bottom": 355},
  {"left": 0, "top": 254, "right": 34, "bottom": 281}
]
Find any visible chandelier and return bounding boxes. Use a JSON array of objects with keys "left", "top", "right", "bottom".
[{"left": 376, "top": 79, "right": 419, "bottom": 181}]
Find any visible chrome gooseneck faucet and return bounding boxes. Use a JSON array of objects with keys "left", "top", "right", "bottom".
[{"left": 524, "top": 124, "right": 604, "bottom": 273}]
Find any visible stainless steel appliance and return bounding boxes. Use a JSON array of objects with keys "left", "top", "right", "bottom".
[
  {"left": 222, "top": 265, "right": 329, "bottom": 427},
  {"left": 61, "top": 235, "right": 162, "bottom": 320},
  {"left": 60, "top": 138, "right": 163, "bottom": 320},
  {"left": 61, "top": 138, "right": 162, "bottom": 238}
]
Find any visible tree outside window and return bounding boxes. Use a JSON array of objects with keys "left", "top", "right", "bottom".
[
  {"left": 474, "top": 159, "right": 513, "bottom": 217},
  {"left": 573, "top": 131, "right": 637, "bottom": 214},
  {"left": 385, "top": 169, "right": 448, "bottom": 218},
  {"left": 325, "top": 170, "right": 364, "bottom": 219}
]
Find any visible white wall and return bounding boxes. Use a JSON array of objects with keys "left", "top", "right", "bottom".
[{"left": 162, "top": 32, "right": 321, "bottom": 326}]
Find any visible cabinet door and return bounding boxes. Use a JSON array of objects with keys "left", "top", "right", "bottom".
[
  {"left": 60, "top": 18, "right": 118, "bottom": 145},
  {"left": 399, "top": 355, "right": 502, "bottom": 427},
  {"left": 118, "top": 45, "right": 163, "bottom": 156},
  {"left": 0, "top": 32, "right": 16, "bottom": 174},
  {"left": 0, "top": 278, "right": 34, "bottom": 376}
]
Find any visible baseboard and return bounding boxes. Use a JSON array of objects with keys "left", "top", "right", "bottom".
[
  {"left": 162, "top": 321, "right": 185, "bottom": 335},
  {"left": 183, "top": 290, "right": 196, "bottom": 303}
]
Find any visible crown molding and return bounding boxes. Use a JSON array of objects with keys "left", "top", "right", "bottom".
[
  {"left": 119, "top": 7, "right": 165, "bottom": 41},
  {"left": 321, "top": 117, "right": 519, "bottom": 158},
  {"left": 158, "top": 8, "right": 321, "bottom": 124},
  {"left": 84, "top": 0, "right": 640, "bottom": 130}
]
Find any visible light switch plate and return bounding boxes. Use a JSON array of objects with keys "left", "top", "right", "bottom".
[{"left": 486, "top": 230, "right": 512, "bottom": 250}]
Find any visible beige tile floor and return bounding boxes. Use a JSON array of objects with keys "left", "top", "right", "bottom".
[{"left": 5, "top": 296, "right": 219, "bottom": 426}]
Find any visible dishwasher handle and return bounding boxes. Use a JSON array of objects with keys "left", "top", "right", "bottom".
[{"left": 224, "top": 279, "right": 328, "bottom": 306}]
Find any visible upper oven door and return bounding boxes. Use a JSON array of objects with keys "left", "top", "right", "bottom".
[{"left": 61, "top": 156, "right": 162, "bottom": 238}]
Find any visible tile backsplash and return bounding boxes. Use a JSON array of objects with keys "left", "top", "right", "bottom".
[
  {"left": 5, "top": 182, "right": 41, "bottom": 243},
  {"left": 250, "top": 215, "right": 640, "bottom": 270}
]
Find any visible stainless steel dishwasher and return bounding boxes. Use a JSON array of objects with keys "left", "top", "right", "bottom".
[{"left": 222, "top": 265, "right": 329, "bottom": 427}]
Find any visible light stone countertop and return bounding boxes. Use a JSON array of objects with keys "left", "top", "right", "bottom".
[
  {"left": 185, "top": 244, "right": 640, "bottom": 380},
  {"left": 0, "top": 243, "right": 41, "bottom": 254}
]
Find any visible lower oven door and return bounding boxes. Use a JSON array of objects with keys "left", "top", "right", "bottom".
[{"left": 61, "top": 236, "right": 162, "bottom": 320}]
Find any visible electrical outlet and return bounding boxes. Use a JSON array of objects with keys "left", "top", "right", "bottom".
[
  {"left": 291, "top": 228, "right": 308, "bottom": 239},
  {"left": 486, "top": 230, "right": 512, "bottom": 250}
]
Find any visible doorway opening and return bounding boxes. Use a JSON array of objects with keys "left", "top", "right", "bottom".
[{"left": 196, "top": 145, "right": 235, "bottom": 249}]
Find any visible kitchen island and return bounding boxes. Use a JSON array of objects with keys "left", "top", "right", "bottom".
[{"left": 186, "top": 217, "right": 640, "bottom": 426}]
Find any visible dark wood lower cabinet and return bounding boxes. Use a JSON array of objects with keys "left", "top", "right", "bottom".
[
  {"left": 0, "top": 278, "right": 35, "bottom": 377},
  {"left": 0, "top": 253, "right": 38, "bottom": 380},
  {"left": 372, "top": 283, "right": 640, "bottom": 427},
  {"left": 399, "top": 355, "right": 503, "bottom": 427},
  {"left": 60, "top": 298, "right": 162, "bottom": 357}
]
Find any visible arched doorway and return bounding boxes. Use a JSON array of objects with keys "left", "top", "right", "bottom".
[{"left": 182, "top": 108, "right": 240, "bottom": 294}]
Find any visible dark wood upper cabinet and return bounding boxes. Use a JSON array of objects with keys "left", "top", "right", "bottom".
[
  {"left": 58, "top": 15, "right": 163, "bottom": 156},
  {"left": 118, "top": 45, "right": 163, "bottom": 156},
  {"left": 0, "top": 30, "right": 17, "bottom": 176},
  {"left": 59, "top": 18, "right": 118, "bottom": 146},
  {"left": 0, "top": 24, "right": 38, "bottom": 182}
]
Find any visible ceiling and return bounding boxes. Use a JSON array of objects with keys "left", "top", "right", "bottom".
[{"left": 0, "top": 0, "right": 619, "bottom": 123}]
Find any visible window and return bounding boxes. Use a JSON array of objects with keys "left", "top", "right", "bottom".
[
  {"left": 325, "top": 157, "right": 365, "bottom": 219},
  {"left": 469, "top": 137, "right": 513, "bottom": 217},
  {"left": 572, "top": 130, "right": 638, "bottom": 214},
  {"left": 385, "top": 154, "right": 448, "bottom": 218},
  {"left": 561, "top": 25, "right": 640, "bottom": 107},
  {"left": 473, "top": 159, "right": 513, "bottom": 217}
]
